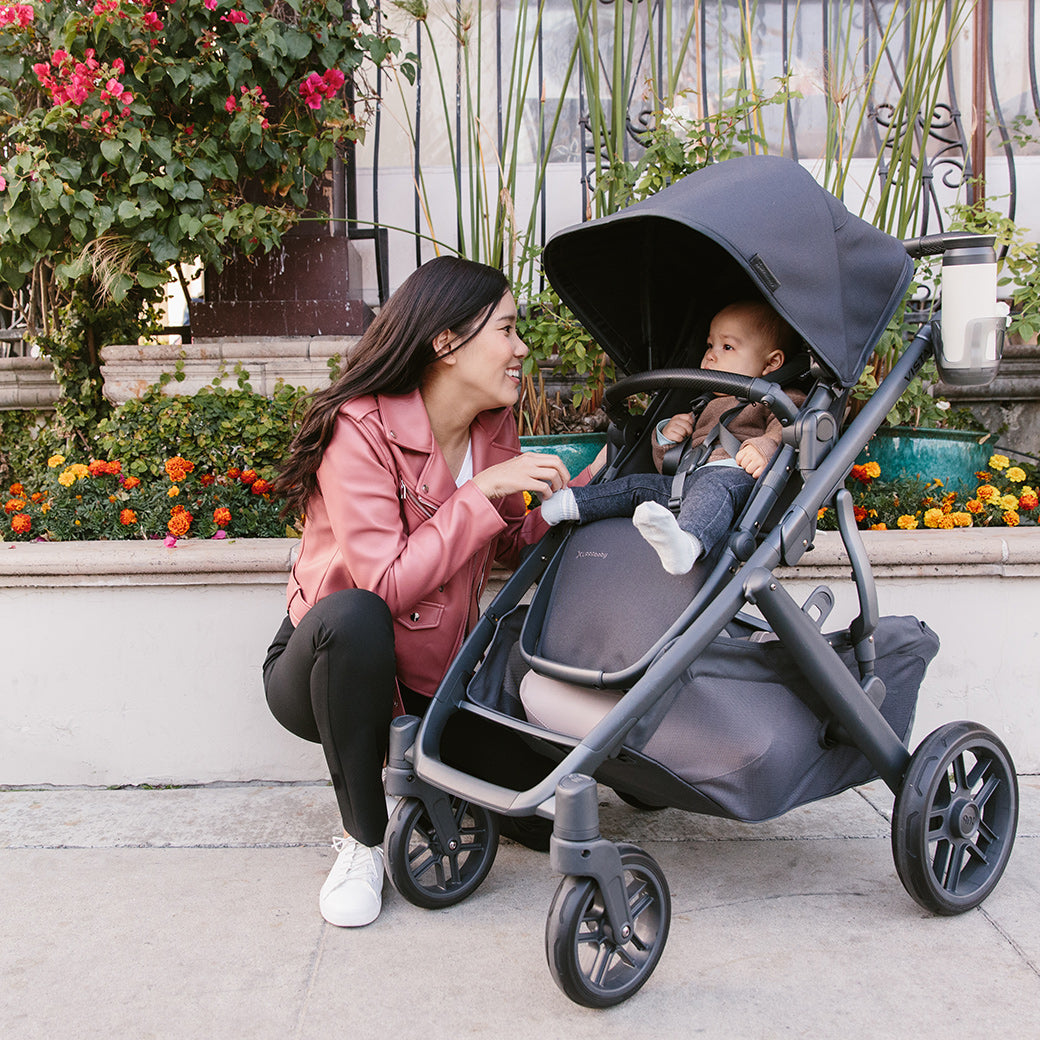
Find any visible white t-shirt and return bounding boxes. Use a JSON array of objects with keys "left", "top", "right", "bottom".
[{"left": 455, "top": 438, "right": 474, "bottom": 486}]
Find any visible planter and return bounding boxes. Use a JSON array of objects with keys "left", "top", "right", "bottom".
[
  {"left": 2, "top": 530, "right": 1039, "bottom": 785},
  {"left": 856, "top": 426, "right": 995, "bottom": 494},
  {"left": 519, "top": 432, "right": 606, "bottom": 478}
]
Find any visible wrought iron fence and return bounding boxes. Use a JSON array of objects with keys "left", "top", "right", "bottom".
[{"left": 344, "top": 0, "right": 1040, "bottom": 302}]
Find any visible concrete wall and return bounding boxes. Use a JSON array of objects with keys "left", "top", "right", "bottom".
[{"left": 2, "top": 530, "right": 1038, "bottom": 787}]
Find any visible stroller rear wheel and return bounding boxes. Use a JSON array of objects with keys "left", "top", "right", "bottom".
[
  {"left": 545, "top": 843, "right": 670, "bottom": 1008},
  {"left": 892, "top": 721, "right": 1018, "bottom": 915},
  {"left": 384, "top": 796, "right": 499, "bottom": 909}
]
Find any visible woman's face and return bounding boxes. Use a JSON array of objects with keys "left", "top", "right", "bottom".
[{"left": 442, "top": 291, "right": 528, "bottom": 411}]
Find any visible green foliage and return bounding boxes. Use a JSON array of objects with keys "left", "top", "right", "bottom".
[
  {"left": 94, "top": 364, "right": 309, "bottom": 479},
  {"left": 0, "top": 0, "right": 411, "bottom": 434}
]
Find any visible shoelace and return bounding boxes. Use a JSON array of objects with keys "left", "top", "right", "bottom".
[{"left": 327, "top": 837, "right": 378, "bottom": 888}]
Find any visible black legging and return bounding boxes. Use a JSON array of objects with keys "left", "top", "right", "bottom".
[{"left": 263, "top": 588, "right": 553, "bottom": 847}]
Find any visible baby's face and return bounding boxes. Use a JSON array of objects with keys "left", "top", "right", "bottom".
[{"left": 702, "top": 307, "right": 780, "bottom": 379}]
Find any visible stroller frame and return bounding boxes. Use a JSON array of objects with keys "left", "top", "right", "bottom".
[{"left": 382, "top": 160, "right": 1020, "bottom": 1008}]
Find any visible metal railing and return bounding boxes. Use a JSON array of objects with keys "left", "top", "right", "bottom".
[{"left": 342, "top": 0, "right": 1038, "bottom": 300}]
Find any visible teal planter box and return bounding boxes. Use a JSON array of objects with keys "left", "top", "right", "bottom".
[
  {"left": 519, "top": 433, "right": 606, "bottom": 478},
  {"left": 856, "top": 426, "right": 995, "bottom": 494}
]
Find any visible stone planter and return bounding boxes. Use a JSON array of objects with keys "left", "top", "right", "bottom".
[
  {"left": 0, "top": 354, "right": 60, "bottom": 411},
  {"left": 2, "top": 530, "right": 1039, "bottom": 786},
  {"left": 856, "top": 426, "right": 995, "bottom": 494}
]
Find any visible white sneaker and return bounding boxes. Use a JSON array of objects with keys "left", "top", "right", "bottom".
[{"left": 319, "top": 835, "right": 384, "bottom": 927}]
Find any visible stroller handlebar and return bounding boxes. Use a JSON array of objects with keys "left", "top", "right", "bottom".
[{"left": 604, "top": 368, "right": 802, "bottom": 427}]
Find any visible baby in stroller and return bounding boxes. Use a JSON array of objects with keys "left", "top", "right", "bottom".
[{"left": 540, "top": 298, "right": 805, "bottom": 573}]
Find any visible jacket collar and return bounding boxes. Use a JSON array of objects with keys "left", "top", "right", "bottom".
[{"left": 373, "top": 390, "right": 517, "bottom": 498}]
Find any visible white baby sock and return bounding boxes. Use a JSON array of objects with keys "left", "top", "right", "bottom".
[
  {"left": 540, "top": 487, "right": 580, "bottom": 525},
  {"left": 633, "top": 501, "right": 703, "bottom": 575}
]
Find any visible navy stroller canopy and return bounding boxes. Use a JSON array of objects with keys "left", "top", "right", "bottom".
[{"left": 542, "top": 154, "right": 914, "bottom": 389}]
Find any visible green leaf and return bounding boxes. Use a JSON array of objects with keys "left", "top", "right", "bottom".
[
  {"left": 100, "top": 139, "right": 122, "bottom": 165},
  {"left": 228, "top": 50, "right": 252, "bottom": 82}
]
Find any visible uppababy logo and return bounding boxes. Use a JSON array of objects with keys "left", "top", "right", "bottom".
[{"left": 576, "top": 550, "right": 608, "bottom": 559}]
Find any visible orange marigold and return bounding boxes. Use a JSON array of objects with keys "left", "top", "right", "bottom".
[
  {"left": 164, "top": 456, "right": 195, "bottom": 482},
  {"left": 11, "top": 513, "right": 31, "bottom": 534},
  {"left": 976, "top": 484, "right": 999, "bottom": 503},
  {"left": 167, "top": 510, "right": 193, "bottom": 537},
  {"left": 951, "top": 512, "right": 973, "bottom": 527},
  {"left": 922, "top": 508, "right": 944, "bottom": 529},
  {"left": 87, "top": 459, "right": 108, "bottom": 477},
  {"left": 250, "top": 478, "right": 271, "bottom": 495},
  {"left": 853, "top": 505, "right": 867, "bottom": 522},
  {"left": 1003, "top": 510, "right": 1020, "bottom": 527},
  {"left": 966, "top": 499, "right": 984, "bottom": 514},
  {"left": 4, "top": 498, "right": 26, "bottom": 514},
  {"left": 123, "top": 476, "right": 141, "bottom": 490},
  {"left": 213, "top": 506, "right": 232, "bottom": 527},
  {"left": 239, "top": 468, "right": 258, "bottom": 485},
  {"left": 119, "top": 508, "right": 138, "bottom": 526},
  {"left": 200, "top": 474, "right": 216, "bottom": 487},
  {"left": 227, "top": 467, "right": 241, "bottom": 480},
  {"left": 897, "top": 515, "right": 919, "bottom": 530},
  {"left": 9, "top": 482, "right": 24, "bottom": 496},
  {"left": 869, "top": 523, "right": 888, "bottom": 531},
  {"left": 1020, "top": 490, "right": 1039, "bottom": 511}
]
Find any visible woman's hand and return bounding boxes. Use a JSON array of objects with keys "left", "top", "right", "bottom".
[{"left": 472, "top": 452, "right": 570, "bottom": 500}]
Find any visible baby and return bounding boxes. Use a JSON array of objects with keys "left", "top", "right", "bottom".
[{"left": 541, "top": 299, "right": 803, "bottom": 574}]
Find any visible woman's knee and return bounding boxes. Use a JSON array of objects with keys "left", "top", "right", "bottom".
[{"left": 308, "top": 588, "right": 395, "bottom": 655}]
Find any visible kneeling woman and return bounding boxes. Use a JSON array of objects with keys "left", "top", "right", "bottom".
[{"left": 265, "top": 257, "right": 602, "bottom": 927}]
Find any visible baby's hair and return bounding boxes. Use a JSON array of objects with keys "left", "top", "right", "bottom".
[{"left": 724, "top": 299, "right": 799, "bottom": 359}]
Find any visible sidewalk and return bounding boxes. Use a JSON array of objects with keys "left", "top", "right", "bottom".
[{"left": 2, "top": 779, "right": 1038, "bottom": 1040}]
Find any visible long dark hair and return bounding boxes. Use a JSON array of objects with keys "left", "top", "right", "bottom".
[{"left": 275, "top": 256, "right": 509, "bottom": 515}]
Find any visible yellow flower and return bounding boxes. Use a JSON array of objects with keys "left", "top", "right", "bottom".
[
  {"left": 1003, "top": 510, "right": 1020, "bottom": 527},
  {"left": 58, "top": 470, "right": 76, "bottom": 488},
  {"left": 999, "top": 494, "right": 1019, "bottom": 511},
  {"left": 47, "top": 454, "right": 66, "bottom": 468},
  {"left": 863, "top": 461, "right": 880, "bottom": 479},
  {"left": 1006, "top": 466, "right": 1026, "bottom": 483},
  {"left": 870, "top": 523, "right": 887, "bottom": 530},
  {"left": 897, "top": 515, "right": 919, "bottom": 530},
  {"left": 989, "top": 454, "right": 1009, "bottom": 471},
  {"left": 976, "top": 484, "right": 998, "bottom": 503},
  {"left": 951, "top": 512, "right": 973, "bottom": 527},
  {"left": 168, "top": 486, "right": 180, "bottom": 497},
  {"left": 923, "top": 508, "right": 944, "bottom": 529},
  {"left": 68, "top": 463, "right": 88, "bottom": 479}
]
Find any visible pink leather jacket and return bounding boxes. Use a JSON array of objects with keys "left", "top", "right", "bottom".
[{"left": 286, "top": 389, "right": 593, "bottom": 695}]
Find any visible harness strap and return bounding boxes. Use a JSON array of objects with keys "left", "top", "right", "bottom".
[{"left": 667, "top": 402, "right": 747, "bottom": 510}]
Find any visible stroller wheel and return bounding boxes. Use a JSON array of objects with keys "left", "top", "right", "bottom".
[
  {"left": 545, "top": 843, "right": 670, "bottom": 1008},
  {"left": 384, "top": 796, "right": 499, "bottom": 909},
  {"left": 892, "top": 721, "right": 1018, "bottom": 915}
]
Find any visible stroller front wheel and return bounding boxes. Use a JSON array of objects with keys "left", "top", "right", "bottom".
[
  {"left": 545, "top": 843, "right": 670, "bottom": 1008},
  {"left": 384, "top": 796, "right": 499, "bottom": 909},
  {"left": 892, "top": 721, "right": 1018, "bottom": 915}
]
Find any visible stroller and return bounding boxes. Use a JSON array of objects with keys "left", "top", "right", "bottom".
[{"left": 383, "top": 155, "right": 1019, "bottom": 1007}]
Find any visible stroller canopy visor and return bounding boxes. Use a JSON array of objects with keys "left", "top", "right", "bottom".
[{"left": 542, "top": 155, "right": 914, "bottom": 388}]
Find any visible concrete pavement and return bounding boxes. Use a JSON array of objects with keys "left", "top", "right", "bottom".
[{"left": 2, "top": 778, "right": 1039, "bottom": 1039}]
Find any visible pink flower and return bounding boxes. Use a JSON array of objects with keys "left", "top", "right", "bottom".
[
  {"left": 224, "top": 95, "right": 238, "bottom": 113},
  {"left": 0, "top": 175, "right": 6, "bottom": 192},
  {"left": 142, "top": 11, "right": 163, "bottom": 30},
  {"left": 211, "top": 530, "right": 228, "bottom": 540},
  {"left": 163, "top": 535, "right": 178, "bottom": 548},
  {"left": 323, "top": 69, "right": 346, "bottom": 93},
  {"left": 220, "top": 8, "right": 248, "bottom": 23},
  {"left": 204, "top": 0, "right": 216, "bottom": 7},
  {"left": 52, "top": 49, "right": 69, "bottom": 66}
]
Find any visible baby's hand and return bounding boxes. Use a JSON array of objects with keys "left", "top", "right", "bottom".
[
  {"left": 661, "top": 412, "right": 694, "bottom": 444},
  {"left": 735, "top": 442, "right": 768, "bottom": 479}
]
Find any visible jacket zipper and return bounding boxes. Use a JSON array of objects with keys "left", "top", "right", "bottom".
[{"left": 400, "top": 479, "right": 437, "bottom": 519}]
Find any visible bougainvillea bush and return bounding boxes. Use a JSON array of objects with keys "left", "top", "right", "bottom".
[
  {"left": 817, "top": 454, "right": 1040, "bottom": 532},
  {"left": 0, "top": 0, "right": 410, "bottom": 427}
]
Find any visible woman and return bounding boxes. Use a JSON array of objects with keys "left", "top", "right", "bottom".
[{"left": 264, "top": 256, "right": 602, "bottom": 928}]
